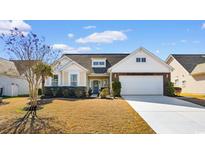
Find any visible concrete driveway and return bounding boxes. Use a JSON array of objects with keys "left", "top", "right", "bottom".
[{"left": 123, "top": 96, "right": 205, "bottom": 134}]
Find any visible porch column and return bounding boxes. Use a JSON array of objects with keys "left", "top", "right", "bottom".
[
  {"left": 58, "top": 72, "right": 61, "bottom": 86},
  {"left": 109, "top": 72, "right": 112, "bottom": 94}
]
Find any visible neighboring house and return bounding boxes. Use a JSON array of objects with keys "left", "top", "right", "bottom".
[
  {"left": 166, "top": 54, "right": 205, "bottom": 95},
  {"left": 0, "top": 58, "right": 31, "bottom": 96},
  {"left": 45, "top": 47, "right": 172, "bottom": 95}
]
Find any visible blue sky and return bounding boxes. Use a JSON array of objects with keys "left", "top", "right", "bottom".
[{"left": 0, "top": 20, "right": 205, "bottom": 60}]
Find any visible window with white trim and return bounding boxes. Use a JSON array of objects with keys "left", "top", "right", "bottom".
[
  {"left": 174, "top": 79, "right": 179, "bottom": 86},
  {"left": 182, "top": 80, "right": 186, "bottom": 88},
  {"left": 136, "top": 57, "right": 146, "bottom": 63},
  {"left": 92, "top": 59, "right": 106, "bottom": 68},
  {"left": 70, "top": 74, "right": 78, "bottom": 86},
  {"left": 51, "top": 75, "right": 58, "bottom": 86}
]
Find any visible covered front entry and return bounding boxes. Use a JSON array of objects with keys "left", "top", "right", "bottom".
[
  {"left": 88, "top": 75, "right": 109, "bottom": 94},
  {"left": 119, "top": 75, "right": 163, "bottom": 95},
  {"left": 92, "top": 80, "right": 100, "bottom": 94}
]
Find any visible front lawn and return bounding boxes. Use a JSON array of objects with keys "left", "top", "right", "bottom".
[
  {"left": 0, "top": 97, "right": 155, "bottom": 134},
  {"left": 176, "top": 93, "right": 205, "bottom": 107},
  {"left": 179, "top": 93, "right": 205, "bottom": 100}
]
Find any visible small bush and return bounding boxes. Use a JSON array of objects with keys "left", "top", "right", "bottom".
[
  {"left": 99, "top": 88, "right": 109, "bottom": 98},
  {"left": 18, "top": 94, "right": 29, "bottom": 97},
  {"left": 38, "top": 88, "right": 42, "bottom": 95},
  {"left": 75, "top": 87, "right": 86, "bottom": 98},
  {"left": 112, "top": 80, "right": 121, "bottom": 98},
  {"left": 88, "top": 88, "right": 92, "bottom": 97},
  {"left": 174, "top": 87, "right": 182, "bottom": 96},
  {"left": 62, "top": 88, "right": 69, "bottom": 97},
  {"left": 166, "top": 81, "right": 175, "bottom": 96}
]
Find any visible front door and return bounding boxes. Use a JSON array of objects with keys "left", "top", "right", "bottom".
[{"left": 93, "top": 80, "right": 99, "bottom": 94}]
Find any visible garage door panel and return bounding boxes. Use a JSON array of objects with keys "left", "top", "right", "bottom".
[{"left": 119, "top": 75, "right": 163, "bottom": 95}]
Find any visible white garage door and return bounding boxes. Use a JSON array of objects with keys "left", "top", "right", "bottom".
[{"left": 119, "top": 75, "right": 163, "bottom": 95}]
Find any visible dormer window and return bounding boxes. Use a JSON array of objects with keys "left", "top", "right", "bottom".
[
  {"left": 136, "top": 57, "right": 146, "bottom": 63},
  {"left": 92, "top": 58, "right": 106, "bottom": 68}
]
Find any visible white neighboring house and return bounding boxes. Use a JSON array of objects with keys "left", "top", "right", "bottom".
[
  {"left": 45, "top": 47, "right": 172, "bottom": 95},
  {"left": 0, "top": 57, "right": 29, "bottom": 96},
  {"left": 166, "top": 54, "right": 205, "bottom": 95}
]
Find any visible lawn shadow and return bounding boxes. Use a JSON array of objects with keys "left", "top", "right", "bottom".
[
  {"left": 0, "top": 110, "right": 65, "bottom": 134},
  {"left": 0, "top": 102, "right": 66, "bottom": 134},
  {"left": 0, "top": 101, "right": 10, "bottom": 106},
  {"left": 177, "top": 96, "right": 205, "bottom": 107}
]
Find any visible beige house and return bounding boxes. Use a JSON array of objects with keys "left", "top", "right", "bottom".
[
  {"left": 45, "top": 47, "right": 172, "bottom": 95},
  {"left": 166, "top": 54, "right": 205, "bottom": 95}
]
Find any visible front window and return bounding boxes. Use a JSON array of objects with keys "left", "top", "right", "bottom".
[
  {"left": 70, "top": 74, "right": 78, "bottom": 86},
  {"left": 174, "top": 79, "right": 179, "bottom": 86},
  {"left": 102, "top": 80, "right": 108, "bottom": 87},
  {"left": 51, "top": 75, "right": 58, "bottom": 86},
  {"left": 136, "top": 57, "right": 146, "bottom": 63},
  {"left": 182, "top": 80, "right": 186, "bottom": 88},
  {"left": 92, "top": 59, "right": 106, "bottom": 68},
  {"left": 142, "top": 58, "right": 146, "bottom": 62}
]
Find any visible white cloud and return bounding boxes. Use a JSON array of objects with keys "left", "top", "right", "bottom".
[
  {"left": 162, "top": 42, "right": 176, "bottom": 46},
  {"left": 83, "top": 25, "right": 96, "bottom": 29},
  {"left": 121, "top": 29, "right": 133, "bottom": 32},
  {"left": 192, "top": 40, "right": 200, "bottom": 44},
  {"left": 0, "top": 20, "right": 31, "bottom": 35},
  {"left": 68, "top": 33, "right": 74, "bottom": 39},
  {"left": 201, "top": 23, "right": 205, "bottom": 29},
  {"left": 52, "top": 44, "right": 91, "bottom": 53},
  {"left": 76, "top": 31, "right": 127, "bottom": 44},
  {"left": 156, "top": 50, "right": 160, "bottom": 53},
  {"left": 180, "top": 40, "right": 187, "bottom": 43}
]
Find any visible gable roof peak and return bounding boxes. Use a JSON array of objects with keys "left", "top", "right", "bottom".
[{"left": 108, "top": 47, "right": 172, "bottom": 71}]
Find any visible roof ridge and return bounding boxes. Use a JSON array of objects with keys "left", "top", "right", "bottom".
[
  {"left": 64, "top": 53, "right": 130, "bottom": 55},
  {"left": 172, "top": 54, "right": 205, "bottom": 56}
]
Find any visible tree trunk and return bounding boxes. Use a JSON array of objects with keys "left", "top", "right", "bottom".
[
  {"left": 42, "top": 76, "right": 45, "bottom": 96},
  {"left": 28, "top": 82, "right": 38, "bottom": 109}
]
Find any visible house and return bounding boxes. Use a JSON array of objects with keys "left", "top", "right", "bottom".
[
  {"left": 166, "top": 54, "right": 205, "bottom": 95},
  {"left": 0, "top": 58, "right": 30, "bottom": 96},
  {"left": 45, "top": 47, "right": 172, "bottom": 96}
]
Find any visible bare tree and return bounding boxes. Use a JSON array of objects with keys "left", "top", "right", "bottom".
[{"left": 0, "top": 28, "right": 60, "bottom": 110}]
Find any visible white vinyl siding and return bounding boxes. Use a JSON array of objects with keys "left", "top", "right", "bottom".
[{"left": 111, "top": 50, "right": 170, "bottom": 73}]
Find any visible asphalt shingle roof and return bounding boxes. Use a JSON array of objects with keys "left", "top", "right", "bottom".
[
  {"left": 11, "top": 60, "right": 38, "bottom": 75},
  {"left": 64, "top": 53, "right": 129, "bottom": 73},
  {"left": 172, "top": 54, "right": 205, "bottom": 73}
]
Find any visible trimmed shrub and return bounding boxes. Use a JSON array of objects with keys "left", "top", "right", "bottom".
[
  {"left": 99, "top": 88, "right": 109, "bottom": 98},
  {"left": 174, "top": 87, "right": 182, "bottom": 95},
  {"left": 0, "top": 88, "right": 3, "bottom": 97},
  {"left": 62, "top": 88, "right": 70, "bottom": 97},
  {"left": 166, "top": 81, "right": 175, "bottom": 96},
  {"left": 44, "top": 86, "right": 87, "bottom": 98},
  {"left": 38, "top": 88, "right": 42, "bottom": 95},
  {"left": 18, "top": 94, "right": 29, "bottom": 97},
  {"left": 75, "top": 87, "right": 86, "bottom": 98},
  {"left": 87, "top": 88, "right": 92, "bottom": 97},
  {"left": 112, "top": 80, "right": 121, "bottom": 98}
]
